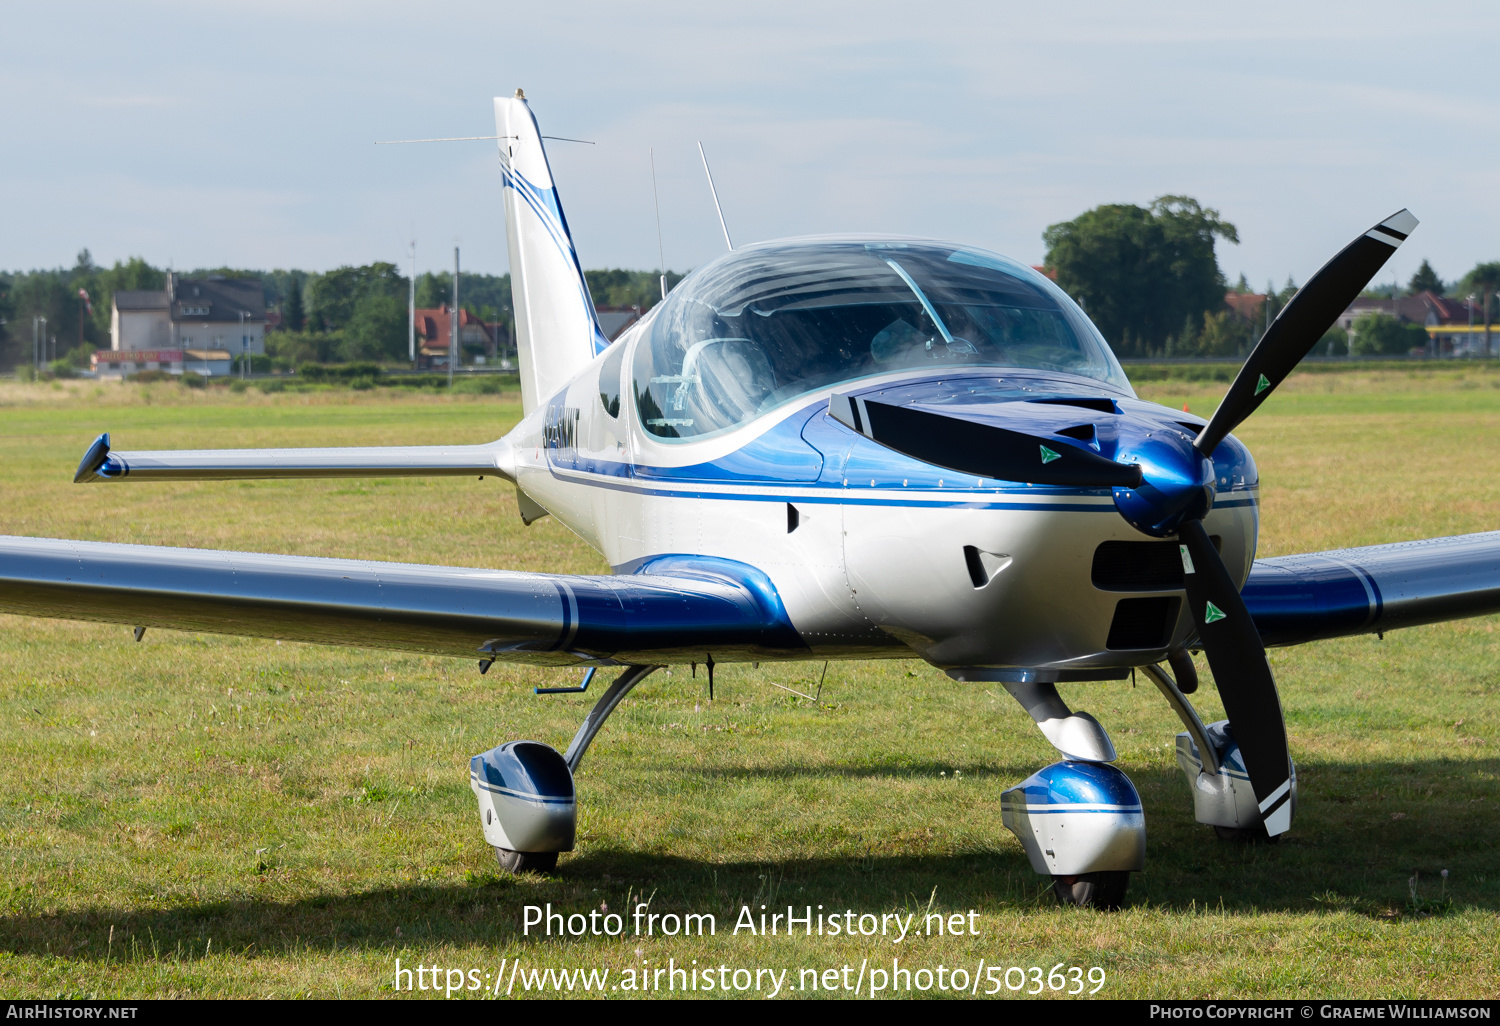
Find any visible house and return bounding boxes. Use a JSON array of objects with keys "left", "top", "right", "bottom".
[
  {"left": 1334, "top": 291, "right": 1476, "bottom": 333},
  {"left": 413, "top": 305, "right": 515, "bottom": 370},
  {"left": 96, "top": 274, "right": 265, "bottom": 376},
  {"left": 595, "top": 305, "right": 643, "bottom": 340},
  {"left": 1333, "top": 290, "right": 1484, "bottom": 356},
  {"left": 1225, "top": 291, "right": 1268, "bottom": 323}
]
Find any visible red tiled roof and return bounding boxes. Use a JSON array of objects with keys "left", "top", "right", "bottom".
[
  {"left": 1225, "top": 292, "right": 1267, "bottom": 320},
  {"left": 413, "top": 305, "right": 492, "bottom": 343}
]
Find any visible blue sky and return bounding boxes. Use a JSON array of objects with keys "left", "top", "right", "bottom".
[{"left": 4, "top": 1, "right": 1498, "bottom": 291}]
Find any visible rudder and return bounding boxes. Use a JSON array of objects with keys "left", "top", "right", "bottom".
[{"left": 495, "top": 90, "right": 609, "bottom": 414}]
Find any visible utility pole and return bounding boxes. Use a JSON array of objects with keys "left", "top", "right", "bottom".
[
  {"left": 450, "top": 246, "right": 459, "bottom": 389},
  {"left": 239, "top": 310, "right": 247, "bottom": 380},
  {"left": 39, "top": 317, "right": 47, "bottom": 372},
  {"left": 408, "top": 240, "right": 417, "bottom": 366},
  {"left": 32, "top": 317, "right": 38, "bottom": 375}
]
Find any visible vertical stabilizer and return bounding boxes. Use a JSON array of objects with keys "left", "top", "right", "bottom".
[{"left": 495, "top": 91, "right": 609, "bottom": 414}]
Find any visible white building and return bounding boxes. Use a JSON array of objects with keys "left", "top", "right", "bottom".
[{"left": 97, "top": 274, "right": 265, "bottom": 376}]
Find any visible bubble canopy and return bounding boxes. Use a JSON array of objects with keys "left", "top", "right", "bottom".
[{"left": 630, "top": 238, "right": 1130, "bottom": 441}]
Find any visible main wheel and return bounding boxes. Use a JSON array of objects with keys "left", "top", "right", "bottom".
[
  {"left": 1052, "top": 871, "right": 1129, "bottom": 910},
  {"left": 494, "top": 847, "right": 559, "bottom": 874}
]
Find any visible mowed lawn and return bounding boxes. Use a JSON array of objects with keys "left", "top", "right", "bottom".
[{"left": 0, "top": 371, "right": 1496, "bottom": 1000}]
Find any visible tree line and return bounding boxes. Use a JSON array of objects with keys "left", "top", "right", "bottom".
[
  {"left": 7, "top": 210, "right": 1493, "bottom": 370},
  {"left": 0, "top": 254, "right": 684, "bottom": 370},
  {"left": 1044, "top": 199, "right": 1500, "bottom": 358}
]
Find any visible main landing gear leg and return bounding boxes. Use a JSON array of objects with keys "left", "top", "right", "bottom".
[
  {"left": 564, "top": 664, "right": 660, "bottom": 773},
  {"left": 1141, "top": 659, "right": 1296, "bottom": 842},
  {"left": 470, "top": 664, "right": 660, "bottom": 874},
  {"left": 995, "top": 680, "right": 1145, "bottom": 910}
]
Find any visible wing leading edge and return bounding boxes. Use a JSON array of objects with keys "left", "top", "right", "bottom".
[
  {"left": 1246, "top": 531, "right": 1500, "bottom": 647},
  {"left": 0, "top": 536, "right": 806, "bottom": 666}
]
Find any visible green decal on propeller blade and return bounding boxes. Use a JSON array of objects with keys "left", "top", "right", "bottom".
[
  {"left": 1204, "top": 601, "right": 1227, "bottom": 624},
  {"left": 1254, "top": 373, "right": 1271, "bottom": 396},
  {"left": 1039, "top": 445, "right": 1061, "bottom": 464}
]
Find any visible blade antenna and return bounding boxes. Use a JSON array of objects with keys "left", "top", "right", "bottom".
[
  {"left": 697, "top": 141, "right": 734, "bottom": 251},
  {"left": 651, "top": 147, "right": 668, "bottom": 300}
]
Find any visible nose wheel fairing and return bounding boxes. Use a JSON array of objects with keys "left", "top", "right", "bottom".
[
  {"left": 994, "top": 680, "right": 1146, "bottom": 905},
  {"left": 1000, "top": 761, "right": 1147, "bottom": 877}
]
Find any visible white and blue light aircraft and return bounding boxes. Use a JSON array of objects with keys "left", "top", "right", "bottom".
[{"left": 6, "top": 92, "right": 1499, "bottom": 908}]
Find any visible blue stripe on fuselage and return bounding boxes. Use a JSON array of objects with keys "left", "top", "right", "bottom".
[{"left": 537, "top": 386, "right": 1259, "bottom": 510}]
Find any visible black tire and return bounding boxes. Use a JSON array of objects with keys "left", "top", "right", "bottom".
[
  {"left": 1213, "top": 824, "right": 1281, "bottom": 844},
  {"left": 1052, "top": 871, "right": 1129, "bottom": 910},
  {"left": 494, "top": 847, "right": 559, "bottom": 874}
]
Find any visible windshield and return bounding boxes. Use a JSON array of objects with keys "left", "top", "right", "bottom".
[{"left": 632, "top": 238, "right": 1129, "bottom": 441}]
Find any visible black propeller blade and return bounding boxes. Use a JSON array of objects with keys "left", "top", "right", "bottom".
[
  {"left": 1195, "top": 209, "right": 1418, "bottom": 457},
  {"left": 1178, "top": 208, "right": 1416, "bottom": 836},
  {"left": 828, "top": 393, "right": 1143, "bottom": 488},
  {"left": 1177, "top": 520, "right": 1294, "bottom": 834}
]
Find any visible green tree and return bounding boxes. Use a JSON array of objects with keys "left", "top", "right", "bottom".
[
  {"left": 341, "top": 293, "right": 407, "bottom": 361},
  {"left": 0, "top": 274, "right": 14, "bottom": 367},
  {"left": 1042, "top": 195, "right": 1238, "bottom": 356},
  {"left": 1348, "top": 312, "right": 1426, "bottom": 355},
  {"left": 1319, "top": 325, "right": 1348, "bottom": 356},
  {"left": 1197, "top": 309, "right": 1255, "bottom": 356},
  {"left": 305, "top": 263, "right": 406, "bottom": 332},
  {"left": 584, "top": 268, "right": 684, "bottom": 308},
  {"left": 281, "top": 279, "right": 305, "bottom": 332},
  {"left": 1459, "top": 262, "right": 1500, "bottom": 357},
  {"left": 1407, "top": 259, "right": 1444, "bottom": 296}
]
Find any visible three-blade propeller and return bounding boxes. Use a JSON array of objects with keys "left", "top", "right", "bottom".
[{"left": 831, "top": 209, "right": 1417, "bottom": 835}]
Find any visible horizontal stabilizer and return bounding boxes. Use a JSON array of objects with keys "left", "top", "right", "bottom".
[{"left": 74, "top": 433, "right": 514, "bottom": 483}]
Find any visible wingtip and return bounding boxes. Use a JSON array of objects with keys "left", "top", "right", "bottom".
[{"left": 73, "top": 432, "right": 111, "bottom": 484}]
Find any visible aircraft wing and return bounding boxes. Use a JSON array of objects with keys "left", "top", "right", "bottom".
[
  {"left": 0, "top": 537, "right": 805, "bottom": 666},
  {"left": 1246, "top": 531, "right": 1500, "bottom": 647},
  {"left": 72, "top": 433, "right": 514, "bottom": 483}
]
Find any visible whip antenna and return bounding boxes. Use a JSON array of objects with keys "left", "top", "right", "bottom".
[
  {"left": 651, "top": 147, "right": 668, "bottom": 300},
  {"left": 697, "top": 141, "right": 733, "bottom": 252}
]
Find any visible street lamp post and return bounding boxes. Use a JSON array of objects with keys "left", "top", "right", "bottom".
[{"left": 1468, "top": 294, "right": 1476, "bottom": 358}]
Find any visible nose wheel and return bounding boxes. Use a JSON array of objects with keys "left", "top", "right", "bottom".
[
  {"left": 494, "top": 848, "right": 559, "bottom": 874},
  {"left": 1052, "top": 871, "right": 1130, "bottom": 910}
]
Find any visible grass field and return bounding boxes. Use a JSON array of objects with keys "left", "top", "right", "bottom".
[{"left": 0, "top": 370, "right": 1496, "bottom": 1000}]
